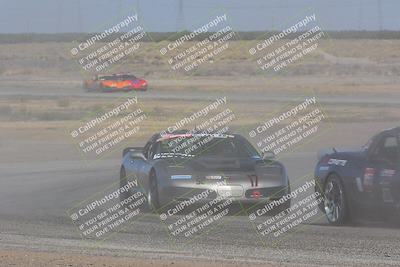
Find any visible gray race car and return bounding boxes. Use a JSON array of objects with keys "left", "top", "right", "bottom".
[{"left": 119, "top": 131, "right": 290, "bottom": 213}]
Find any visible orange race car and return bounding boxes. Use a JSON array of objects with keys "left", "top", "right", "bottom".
[{"left": 83, "top": 73, "right": 148, "bottom": 92}]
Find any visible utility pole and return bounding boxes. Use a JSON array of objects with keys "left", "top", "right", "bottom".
[
  {"left": 358, "top": 0, "right": 363, "bottom": 30},
  {"left": 136, "top": 0, "right": 141, "bottom": 24},
  {"left": 176, "top": 0, "right": 185, "bottom": 31},
  {"left": 271, "top": 16, "right": 275, "bottom": 31},
  {"left": 377, "top": 0, "right": 383, "bottom": 31},
  {"left": 118, "top": 0, "right": 123, "bottom": 20},
  {"left": 77, "top": 0, "right": 83, "bottom": 32}
]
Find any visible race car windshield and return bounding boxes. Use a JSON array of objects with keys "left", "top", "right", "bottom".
[
  {"left": 116, "top": 75, "right": 137, "bottom": 80},
  {"left": 156, "top": 136, "right": 260, "bottom": 158},
  {"left": 362, "top": 137, "right": 373, "bottom": 151},
  {"left": 98, "top": 76, "right": 115, "bottom": 80},
  {"left": 362, "top": 134, "right": 381, "bottom": 151},
  {"left": 98, "top": 75, "right": 137, "bottom": 80}
]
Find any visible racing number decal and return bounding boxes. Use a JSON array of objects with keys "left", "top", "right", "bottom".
[{"left": 248, "top": 174, "right": 258, "bottom": 187}]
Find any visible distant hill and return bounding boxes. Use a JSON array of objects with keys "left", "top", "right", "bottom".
[{"left": 1, "top": 31, "right": 400, "bottom": 44}]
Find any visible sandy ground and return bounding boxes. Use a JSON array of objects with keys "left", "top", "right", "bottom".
[
  {"left": 0, "top": 250, "right": 263, "bottom": 267},
  {"left": 0, "top": 39, "right": 399, "bottom": 266},
  {"left": 0, "top": 120, "right": 399, "bottom": 267}
]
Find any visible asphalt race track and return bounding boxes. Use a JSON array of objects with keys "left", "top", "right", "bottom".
[
  {"left": 1, "top": 78, "right": 400, "bottom": 105},
  {"left": 0, "top": 81, "right": 400, "bottom": 266},
  {"left": 1, "top": 155, "right": 400, "bottom": 266}
]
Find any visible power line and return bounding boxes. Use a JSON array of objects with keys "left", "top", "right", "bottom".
[{"left": 178, "top": 3, "right": 369, "bottom": 9}]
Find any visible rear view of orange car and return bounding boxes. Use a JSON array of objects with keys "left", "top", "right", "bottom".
[{"left": 83, "top": 73, "right": 148, "bottom": 92}]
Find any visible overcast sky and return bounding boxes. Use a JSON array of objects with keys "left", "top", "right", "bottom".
[{"left": 0, "top": 0, "right": 399, "bottom": 33}]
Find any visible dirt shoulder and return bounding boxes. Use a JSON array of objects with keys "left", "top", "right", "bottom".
[{"left": 0, "top": 249, "right": 270, "bottom": 267}]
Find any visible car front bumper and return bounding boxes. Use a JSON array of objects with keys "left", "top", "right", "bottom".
[{"left": 159, "top": 183, "right": 290, "bottom": 207}]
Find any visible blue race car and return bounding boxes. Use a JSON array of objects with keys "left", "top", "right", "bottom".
[{"left": 315, "top": 127, "right": 400, "bottom": 225}]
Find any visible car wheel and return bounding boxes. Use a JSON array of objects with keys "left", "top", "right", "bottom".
[
  {"left": 119, "top": 167, "right": 132, "bottom": 203},
  {"left": 83, "top": 83, "right": 92, "bottom": 92},
  {"left": 148, "top": 171, "right": 160, "bottom": 211},
  {"left": 100, "top": 84, "right": 108, "bottom": 92},
  {"left": 323, "top": 174, "right": 349, "bottom": 225},
  {"left": 272, "top": 183, "right": 291, "bottom": 215},
  {"left": 315, "top": 181, "right": 326, "bottom": 212},
  {"left": 281, "top": 182, "right": 291, "bottom": 212}
]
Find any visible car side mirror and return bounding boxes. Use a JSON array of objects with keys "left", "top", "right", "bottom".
[
  {"left": 129, "top": 151, "right": 146, "bottom": 160},
  {"left": 262, "top": 151, "right": 275, "bottom": 160}
]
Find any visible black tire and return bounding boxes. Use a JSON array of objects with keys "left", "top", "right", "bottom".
[
  {"left": 323, "top": 174, "right": 350, "bottom": 225},
  {"left": 147, "top": 170, "right": 161, "bottom": 211},
  {"left": 100, "top": 84, "right": 110, "bottom": 93},
  {"left": 271, "top": 183, "right": 291, "bottom": 215},
  {"left": 119, "top": 167, "right": 132, "bottom": 203},
  {"left": 313, "top": 179, "right": 326, "bottom": 212},
  {"left": 280, "top": 182, "right": 291, "bottom": 212},
  {"left": 83, "top": 83, "right": 92, "bottom": 92}
]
